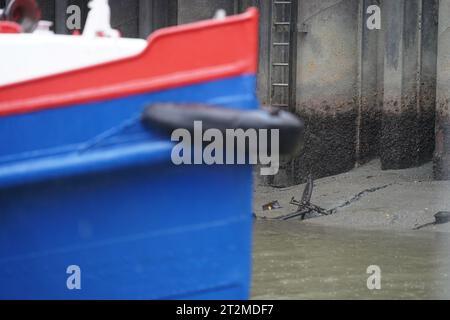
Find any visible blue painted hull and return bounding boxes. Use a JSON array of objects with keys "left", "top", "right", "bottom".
[{"left": 0, "top": 75, "right": 257, "bottom": 299}]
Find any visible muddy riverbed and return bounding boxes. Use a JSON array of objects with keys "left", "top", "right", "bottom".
[
  {"left": 254, "top": 160, "right": 450, "bottom": 232},
  {"left": 252, "top": 160, "right": 450, "bottom": 299}
]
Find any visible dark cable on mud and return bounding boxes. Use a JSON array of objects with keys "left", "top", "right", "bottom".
[{"left": 260, "top": 176, "right": 395, "bottom": 221}]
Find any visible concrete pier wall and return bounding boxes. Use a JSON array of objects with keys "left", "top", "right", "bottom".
[
  {"left": 272, "top": 0, "right": 437, "bottom": 186},
  {"left": 263, "top": 0, "right": 384, "bottom": 187}
]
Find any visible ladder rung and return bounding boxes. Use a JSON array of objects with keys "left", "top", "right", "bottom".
[
  {"left": 273, "top": 42, "right": 290, "bottom": 46},
  {"left": 272, "top": 104, "right": 289, "bottom": 108},
  {"left": 272, "top": 83, "right": 289, "bottom": 87},
  {"left": 273, "top": 62, "right": 289, "bottom": 66},
  {"left": 274, "top": 1, "right": 291, "bottom": 4},
  {"left": 274, "top": 22, "right": 291, "bottom": 26}
]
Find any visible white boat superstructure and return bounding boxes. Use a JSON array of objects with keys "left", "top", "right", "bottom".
[
  {"left": 0, "top": 35, "right": 147, "bottom": 86},
  {"left": 0, "top": 0, "right": 147, "bottom": 86}
]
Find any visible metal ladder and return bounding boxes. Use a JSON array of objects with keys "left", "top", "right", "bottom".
[{"left": 269, "top": 0, "right": 293, "bottom": 109}]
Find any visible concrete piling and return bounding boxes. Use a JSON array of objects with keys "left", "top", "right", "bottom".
[
  {"left": 381, "top": 0, "right": 437, "bottom": 170},
  {"left": 435, "top": 0, "right": 450, "bottom": 180},
  {"left": 357, "top": 0, "right": 383, "bottom": 165},
  {"left": 285, "top": 0, "right": 360, "bottom": 185}
]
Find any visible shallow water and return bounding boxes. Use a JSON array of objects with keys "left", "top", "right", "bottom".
[{"left": 252, "top": 221, "right": 450, "bottom": 299}]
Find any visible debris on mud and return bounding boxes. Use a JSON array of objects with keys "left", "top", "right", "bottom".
[
  {"left": 272, "top": 175, "right": 335, "bottom": 221},
  {"left": 414, "top": 211, "right": 450, "bottom": 230},
  {"left": 262, "top": 201, "right": 282, "bottom": 211}
]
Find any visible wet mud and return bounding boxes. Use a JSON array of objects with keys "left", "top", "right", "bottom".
[
  {"left": 358, "top": 103, "right": 381, "bottom": 164},
  {"left": 381, "top": 100, "right": 435, "bottom": 170},
  {"left": 262, "top": 90, "right": 436, "bottom": 187},
  {"left": 270, "top": 103, "right": 357, "bottom": 187},
  {"left": 434, "top": 101, "right": 450, "bottom": 180}
]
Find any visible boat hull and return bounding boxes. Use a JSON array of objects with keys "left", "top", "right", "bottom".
[{"left": 0, "top": 76, "right": 256, "bottom": 300}]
